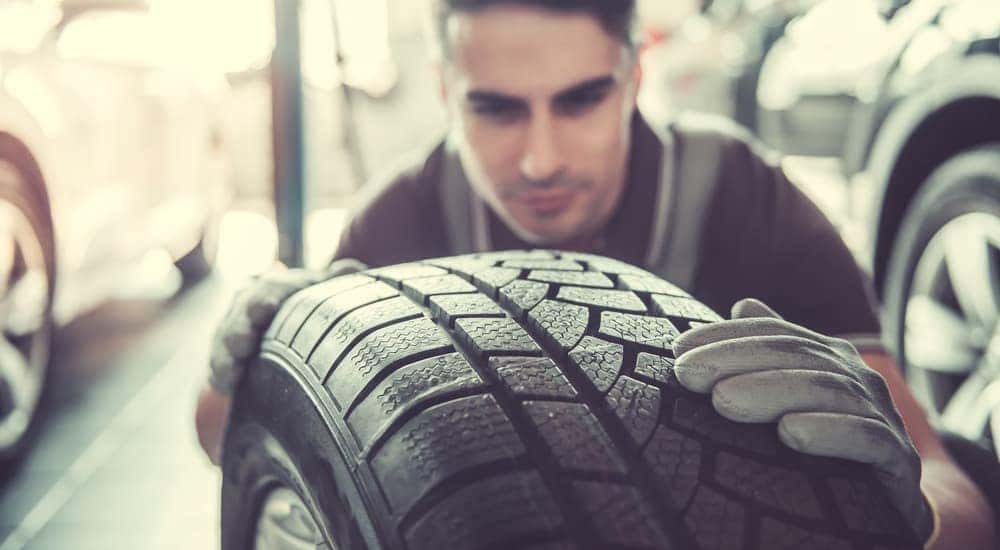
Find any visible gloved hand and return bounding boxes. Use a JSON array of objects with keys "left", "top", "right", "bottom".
[
  {"left": 208, "top": 258, "right": 367, "bottom": 395},
  {"left": 672, "top": 298, "right": 934, "bottom": 542}
]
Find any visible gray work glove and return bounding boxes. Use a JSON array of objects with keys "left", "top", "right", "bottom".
[
  {"left": 672, "top": 298, "right": 933, "bottom": 542},
  {"left": 208, "top": 259, "right": 367, "bottom": 394}
]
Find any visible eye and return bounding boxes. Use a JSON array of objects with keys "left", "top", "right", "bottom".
[
  {"left": 555, "top": 88, "right": 610, "bottom": 116},
  {"left": 471, "top": 100, "right": 526, "bottom": 123}
]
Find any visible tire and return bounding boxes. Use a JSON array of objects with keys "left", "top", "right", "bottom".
[
  {"left": 882, "top": 145, "right": 1000, "bottom": 443},
  {"left": 0, "top": 134, "right": 55, "bottom": 472},
  {"left": 223, "top": 251, "right": 921, "bottom": 550}
]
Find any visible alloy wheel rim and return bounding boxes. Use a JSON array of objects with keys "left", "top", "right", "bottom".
[
  {"left": 254, "top": 486, "right": 329, "bottom": 550},
  {"left": 903, "top": 211, "right": 1000, "bottom": 441},
  {"left": 0, "top": 194, "right": 50, "bottom": 453}
]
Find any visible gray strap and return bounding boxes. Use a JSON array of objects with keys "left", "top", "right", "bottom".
[
  {"left": 441, "top": 142, "right": 480, "bottom": 255},
  {"left": 646, "top": 120, "right": 724, "bottom": 292}
]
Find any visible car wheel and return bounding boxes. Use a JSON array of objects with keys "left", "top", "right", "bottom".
[
  {"left": 0, "top": 136, "right": 55, "bottom": 471},
  {"left": 883, "top": 145, "right": 1000, "bottom": 444},
  {"left": 223, "top": 251, "right": 923, "bottom": 549}
]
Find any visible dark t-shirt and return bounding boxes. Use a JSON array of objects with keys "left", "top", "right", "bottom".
[{"left": 334, "top": 114, "right": 881, "bottom": 337}]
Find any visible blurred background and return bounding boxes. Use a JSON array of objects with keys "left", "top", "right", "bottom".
[{"left": 0, "top": 0, "right": 997, "bottom": 547}]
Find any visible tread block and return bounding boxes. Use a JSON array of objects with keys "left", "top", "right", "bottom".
[
  {"left": 528, "top": 270, "right": 615, "bottom": 288},
  {"left": 324, "top": 318, "right": 452, "bottom": 410},
  {"left": 759, "top": 517, "right": 853, "bottom": 550},
  {"left": 527, "top": 300, "right": 589, "bottom": 353},
  {"left": 524, "top": 401, "right": 626, "bottom": 474},
  {"left": 715, "top": 452, "right": 823, "bottom": 519},
  {"left": 489, "top": 356, "right": 577, "bottom": 399},
  {"left": 651, "top": 295, "right": 723, "bottom": 322},
  {"left": 476, "top": 250, "right": 556, "bottom": 261},
  {"left": 455, "top": 317, "right": 543, "bottom": 358},
  {"left": 563, "top": 253, "right": 652, "bottom": 276},
  {"left": 291, "top": 282, "right": 398, "bottom": 359},
  {"left": 642, "top": 426, "right": 701, "bottom": 510},
  {"left": 671, "top": 397, "right": 779, "bottom": 456},
  {"left": 471, "top": 267, "right": 522, "bottom": 296},
  {"left": 618, "top": 274, "right": 689, "bottom": 297},
  {"left": 568, "top": 336, "right": 624, "bottom": 393},
  {"left": 403, "top": 471, "right": 563, "bottom": 550},
  {"left": 599, "top": 311, "right": 679, "bottom": 351},
  {"left": 402, "top": 274, "right": 477, "bottom": 303},
  {"left": 369, "top": 263, "right": 448, "bottom": 286},
  {"left": 499, "top": 279, "right": 550, "bottom": 319},
  {"left": 270, "top": 273, "right": 372, "bottom": 342},
  {"left": 428, "top": 294, "right": 505, "bottom": 326},
  {"left": 827, "top": 478, "right": 908, "bottom": 537},
  {"left": 371, "top": 394, "right": 526, "bottom": 515},
  {"left": 425, "top": 255, "right": 495, "bottom": 275},
  {"left": 306, "top": 296, "right": 422, "bottom": 376},
  {"left": 573, "top": 482, "right": 667, "bottom": 547},
  {"left": 605, "top": 376, "right": 661, "bottom": 446},
  {"left": 557, "top": 287, "right": 646, "bottom": 313},
  {"left": 684, "top": 486, "right": 745, "bottom": 550},
  {"left": 634, "top": 353, "right": 675, "bottom": 385},
  {"left": 346, "top": 353, "right": 484, "bottom": 448},
  {"left": 501, "top": 259, "right": 584, "bottom": 271}
]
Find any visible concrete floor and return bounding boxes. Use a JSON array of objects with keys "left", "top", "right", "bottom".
[{"left": 0, "top": 278, "right": 233, "bottom": 549}]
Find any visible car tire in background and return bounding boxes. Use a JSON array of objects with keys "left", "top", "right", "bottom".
[
  {"left": 222, "top": 251, "right": 922, "bottom": 549},
  {"left": 0, "top": 134, "right": 55, "bottom": 473},
  {"left": 883, "top": 145, "right": 1000, "bottom": 446}
]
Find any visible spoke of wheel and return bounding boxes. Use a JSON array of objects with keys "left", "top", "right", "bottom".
[
  {"left": 942, "top": 216, "right": 1000, "bottom": 335},
  {"left": 1, "top": 269, "right": 47, "bottom": 336},
  {"left": 942, "top": 373, "right": 1000, "bottom": 442},
  {"left": 0, "top": 333, "right": 33, "bottom": 446},
  {"left": 904, "top": 294, "right": 979, "bottom": 373},
  {"left": 0, "top": 232, "right": 14, "bottom": 296}
]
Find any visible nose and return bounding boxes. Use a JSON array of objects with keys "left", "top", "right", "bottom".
[{"left": 519, "top": 111, "right": 563, "bottom": 182}]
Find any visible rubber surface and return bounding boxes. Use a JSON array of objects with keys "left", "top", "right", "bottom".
[
  {"left": 0, "top": 133, "right": 56, "bottom": 470},
  {"left": 226, "top": 251, "right": 922, "bottom": 550}
]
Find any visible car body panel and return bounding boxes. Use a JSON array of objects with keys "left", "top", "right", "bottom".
[
  {"left": 0, "top": 1, "right": 230, "bottom": 322},
  {"left": 845, "top": 0, "right": 1000, "bottom": 281},
  {"left": 756, "top": 0, "right": 948, "bottom": 156}
]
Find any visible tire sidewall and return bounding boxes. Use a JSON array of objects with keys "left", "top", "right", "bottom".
[
  {"left": 0, "top": 136, "right": 55, "bottom": 468},
  {"left": 882, "top": 145, "right": 1000, "bottom": 383},
  {"left": 222, "top": 353, "right": 376, "bottom": 550}
]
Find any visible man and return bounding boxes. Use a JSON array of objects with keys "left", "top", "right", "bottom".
[{"left": 196, "top": 1, "right": 995, "bottom": 547}]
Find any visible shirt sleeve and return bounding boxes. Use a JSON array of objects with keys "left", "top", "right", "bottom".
[{"left": 696, "top": 135, "right": 882, "bottom": 338}]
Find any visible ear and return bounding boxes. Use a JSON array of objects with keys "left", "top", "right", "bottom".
[
  {"left": 433, "top": 61, "right": 448, "bottom": 104},
  {"left": 632, "top": 54, "right": 643, "bottom": 93}
]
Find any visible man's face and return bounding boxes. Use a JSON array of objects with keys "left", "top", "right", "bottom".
[{"left": 440, "top": 5, "right": 641, "bottom": 246}]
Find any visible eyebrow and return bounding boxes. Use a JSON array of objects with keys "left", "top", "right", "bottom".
[{"left": 466, "top": 75, "right": 617, "bottom": 105}]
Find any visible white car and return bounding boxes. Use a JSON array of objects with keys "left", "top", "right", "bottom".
[{"left": 0, "top": 0, "right": 231, "bottom": 466}]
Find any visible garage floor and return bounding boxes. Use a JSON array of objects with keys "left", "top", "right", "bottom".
[{"left": 0, "top": 278, "right": 231, "bottom": 549}]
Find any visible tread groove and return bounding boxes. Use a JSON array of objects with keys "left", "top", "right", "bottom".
[
  {"left": 480, "top": 268, "right": 696, "bottom": 549},
  {"left": 253, "top": 252, "right": 923, "bottom": 550}
]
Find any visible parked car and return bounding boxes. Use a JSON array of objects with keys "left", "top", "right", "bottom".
[
  {"left": 840, "top": 0, "right": 1000, "bottom": 452},
  {"left": 0, "top": 0, "right": 231, "bottom": 467},
  {"left": 762, "top": 0, "right": 1000, "bottom": 453},
  {"left": 638, "top": 0, "right": 815, "bottom": 131}
]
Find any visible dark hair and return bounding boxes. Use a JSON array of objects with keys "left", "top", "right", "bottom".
[{"left": 429, "top": 0, "right": 638, "bottom": 58}]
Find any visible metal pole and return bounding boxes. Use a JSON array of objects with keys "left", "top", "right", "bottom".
[{"left": 272, "top": 0, "right": 306, "bottom": 267}]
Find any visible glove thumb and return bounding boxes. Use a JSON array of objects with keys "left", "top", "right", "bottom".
[{"left": 731, "top": 298, "right": 783, "bottom": 320}]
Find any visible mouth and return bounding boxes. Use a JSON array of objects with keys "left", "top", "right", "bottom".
[{"left": 516, "top": 189, "right": 576, "bottom": 216}]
